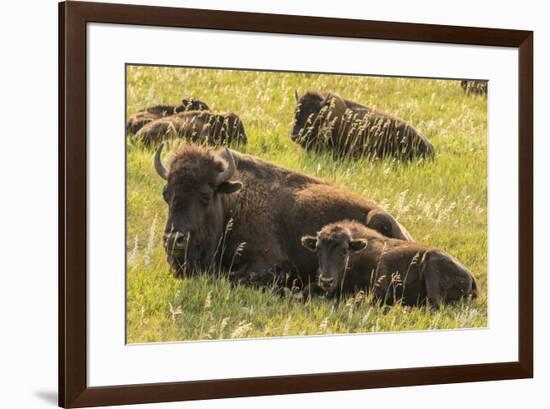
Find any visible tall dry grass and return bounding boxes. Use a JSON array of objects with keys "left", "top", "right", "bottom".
[{"left": 126, "top": 66, "right": 487, "bottom": 343}]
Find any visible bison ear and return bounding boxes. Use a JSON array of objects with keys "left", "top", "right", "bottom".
[
  {"left": 301, "top": 236, "right": 317, "bottom": 252},
  {"left": 217, "top": 180, "right": 242, "bottom": 194},
  {"left": 349, "top": 239, "right": 368, "bottom": 253}
]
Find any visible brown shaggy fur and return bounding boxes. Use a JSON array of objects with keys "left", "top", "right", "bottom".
[
  {"left": 291, "top": 91, "right": 435, "bottom": 159},
  {"left": 460, "top": 80, "right": 488, "bottom": 96},
  {"left": 126, "top": 98, "right": 210, "bottom": 135},
  {"left": 127, "top": 111, "right": 160, "bottom": 135},
  {"left": 158, "top": 144, "right": 412, "bottom": 286},
  {"left": 301, "top": 220, "right": 477, "bottom": 307},
  {"left": 133, "top": 111, "right": 247, "bottom": 147}
]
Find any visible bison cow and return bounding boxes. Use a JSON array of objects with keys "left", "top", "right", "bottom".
[
  {"left": 291, "top": 91, "right": 435, "bottom": 159},
  {"left": 460, "top": 80, "right": 488, "bottom": 96},
  {"left": 301, "top": 220, "right": 477, "bottom": 307},
  {"left": 134, "top": 111, "right": 248, "bottom": 147},
  {"left": 154, "top": 143, "right": 412, "bottom": 288},
  {"left": 127, "top": 98, "right": 209, "bottom": 135}
]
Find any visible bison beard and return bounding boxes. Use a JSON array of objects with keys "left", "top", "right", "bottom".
[
  {"left": 166, "top": 239, "right": 214, "bottom": 278},
  {"left": 154, "top": 143, "right": 413, "bottom": 288}
]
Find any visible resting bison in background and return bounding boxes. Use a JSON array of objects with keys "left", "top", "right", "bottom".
[
  {"left": 154, "top": 144, "right": 412, "bottom": 288},
  {"left": 127, "top": 98, "right": 209, "bottom": 134},
  {"left": 133, "top": 111, "right": 248, "bottom": 147},
  {"left": 460, "top": 80, "right": 488, "bottom": 96},
  {"left": 301, "top": 220, "right": 477, "bottom": 307},
  {"left": 291, "top": 91, "right": 435, "bottom": 160}
]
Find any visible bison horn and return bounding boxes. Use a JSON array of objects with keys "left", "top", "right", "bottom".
[
  {"left": 216, "top": 147, "right": 237, "bottom": 185},
  {"left": 154, "top": 143, "right": 168, "bottom": 180},
  {"left": 294, "top": 89, "right": 300, "bottom": 102}
]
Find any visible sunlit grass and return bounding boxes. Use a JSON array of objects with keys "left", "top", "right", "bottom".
[{"left": 126, "top": 66, "right": 487, "bottom": 343}]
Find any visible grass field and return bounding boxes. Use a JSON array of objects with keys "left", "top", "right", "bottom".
[{"left": 126, "top": 65, "right": 488, "bottom": 343}]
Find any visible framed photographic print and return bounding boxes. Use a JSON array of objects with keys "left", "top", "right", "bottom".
[{"left": 59, "top": 1, "right": 533, "bottom": 407}]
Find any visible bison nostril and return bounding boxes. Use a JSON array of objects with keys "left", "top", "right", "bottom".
[
  {"left": 319, "top": 275, "right": 335, "bottom": 286},
  {"left": 164, "top": 232, "right": 189, "bottom": 250}
]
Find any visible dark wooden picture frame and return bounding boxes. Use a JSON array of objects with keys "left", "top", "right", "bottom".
[{"left": 59, "top": 1, "right": 533, "bottom": 407}]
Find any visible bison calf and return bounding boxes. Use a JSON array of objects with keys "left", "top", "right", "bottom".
[
  {"left": 133, "top": 110, "right": 248, "bottom": 147},
  {"left": 291, "top": 91, "right": 435, "bottom": 160},
  {"left": 126, "top": 98, "right": 210, "bottom": 135},
  {"left": 301, "top": 220, "right": 477, "bottom": 307}
]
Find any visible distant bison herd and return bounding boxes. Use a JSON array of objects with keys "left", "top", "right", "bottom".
[{"left": 128, "top": 81, "right": 484, "bottom": 307}]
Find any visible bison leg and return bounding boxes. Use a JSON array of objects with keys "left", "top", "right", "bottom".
[
  {"left": 299, "top": 282, "right": 334, "bottom": 301},
  {"left": 420, "top": 252, "right": 443, "bottom": 308},
  {"left": 370, "top": 272, "right": 396, "bottom": 306},
  {"left": 423, "top": 269, "right": 442, "bottom": 308},
  {"left": 229, "top": 260, "right": 287, "bottom": 288}
]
